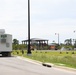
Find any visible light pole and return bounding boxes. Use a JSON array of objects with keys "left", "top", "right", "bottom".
[
  {"left": 55, "top": 33, "right": 59, "bottom": 45},
  {"left": 73, "top": 30, "right": 76, "bottom": 46},
  {"left": 27, "top": 0, "right": 31, "bottom": 55}
]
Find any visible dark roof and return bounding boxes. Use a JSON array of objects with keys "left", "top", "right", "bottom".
[{"left": 22, "top": 38, "right": 48, "bottom": 42}]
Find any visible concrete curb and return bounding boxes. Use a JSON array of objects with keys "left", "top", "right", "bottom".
[
  {"left": 42, "top": 62, "right": 76, "bottom": 72},
  {"left": 54, "top": 65, "right": 76, "bottom": 72},
  {"left": 16, "top": 56, "right": 42, "bottom": 65},
  {"left": 16, "top": 56, "right": 76, "bottom": 72}
]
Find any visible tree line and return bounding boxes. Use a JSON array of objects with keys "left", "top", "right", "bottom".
[
  {"left": 12, "top": 38, "right": 76, "bottom": 50},
  {"left": 12, "top": 39, "right": 27, "bottom": 50}
]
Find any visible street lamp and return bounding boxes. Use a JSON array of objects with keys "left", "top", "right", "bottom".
[
  {"left": 55, "top": 33, "right": 59, "bottom": 45},
  {"left": 73, "top": 30, "right": 76, "bottom": 45},
  {"left": 27, "top": 0, "right": 31, "bottom": 55}
]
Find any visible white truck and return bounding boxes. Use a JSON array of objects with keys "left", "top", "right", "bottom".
[{"left": 0, "top": 29, "right": 12, "bottom": 57}]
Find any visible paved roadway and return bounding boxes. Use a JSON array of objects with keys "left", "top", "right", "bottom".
[{"left": 0, "top": 56, "right": 76, "bottom": 75}]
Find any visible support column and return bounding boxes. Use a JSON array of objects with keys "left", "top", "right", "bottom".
[{"left": 22, "top": 41, "right": 23, "bottom": 44}]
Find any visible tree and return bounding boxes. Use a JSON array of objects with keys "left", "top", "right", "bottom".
[
  {"left": 13, "top": 39, "right": 19, "bottom": 45},
  {"left": 12, "top": 39, "right": 19, "bottom": 50},
  {"left": 64, "top": 38, "right": 72, "bottom": 45},
  {"left": 64, "top": 38, "right": 73, "bottom": 50},
  {"left": 73, "top": 39, "right": 76, "bottom": 48}
]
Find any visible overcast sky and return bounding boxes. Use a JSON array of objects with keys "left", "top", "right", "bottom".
[{"left": 0, "top": 0, "right": 76, "bottom": 44}]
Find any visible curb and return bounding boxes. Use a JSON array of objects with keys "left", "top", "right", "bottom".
[
  {"left": 16, "top": 56, "right": 76, "bottom": 72},
  {"left": 16, "top": 56, "right": 42, "bottom": 65},
  {"left": 54, "top": 65, "right": 76, "bottom": 72}
]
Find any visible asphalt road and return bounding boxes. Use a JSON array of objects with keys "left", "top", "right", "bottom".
[{"left": 0, "top": 56, "right": 76, "bottom": 75}]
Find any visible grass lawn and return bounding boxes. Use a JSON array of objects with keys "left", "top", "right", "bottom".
[{"left": 12, "top": 50, "right": 76, "bottom": 68}]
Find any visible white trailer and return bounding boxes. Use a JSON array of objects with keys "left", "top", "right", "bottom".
[{"left": 0, "top": 29, "right": 12, "bottom": 57}]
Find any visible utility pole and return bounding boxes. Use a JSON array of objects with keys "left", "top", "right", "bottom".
[{"left": 27, "top": 0, "right": 31, "bottom": 55}]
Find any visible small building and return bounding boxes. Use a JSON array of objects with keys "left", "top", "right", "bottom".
[
  {"left": 22, "top": 38, "right": 48, "bottom": 50},
  {"left": 49, "top": 43, "right": 56, "bottom": 50}
]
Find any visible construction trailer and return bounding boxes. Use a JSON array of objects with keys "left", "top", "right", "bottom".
[{"left": 0, "top": 29, "right": 12, "bottom": 57}]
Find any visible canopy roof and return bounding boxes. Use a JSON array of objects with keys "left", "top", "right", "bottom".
[{"left": 22, "top": 38, "right": 48, "bottom": 42}]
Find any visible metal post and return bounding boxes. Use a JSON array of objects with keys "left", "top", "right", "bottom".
[
  {"left": 73, "top": 30, "right": 76, "bottom": 46},
  {"left": 55, "top": 33, "right": 59, "bottom": 45},
  {"left": 58, "top": 33, "right": 59, "bottom": 45},
  {"left": 27, "top": 0, "right": 31, "bottom": 55}
]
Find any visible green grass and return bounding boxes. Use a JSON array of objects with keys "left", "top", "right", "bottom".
[{"left": 12, "top": 50, "right": 76, "bottom": 68}]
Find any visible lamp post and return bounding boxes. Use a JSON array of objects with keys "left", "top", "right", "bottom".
[
  {"left": 55, "top": 33, "right": 59, "bottom": 45},
  {"left": 73, "top": 30, "right": 76, "bottom": 45},
  {"left": 27, "top": 0, "right": 31, "bottom": 55}
]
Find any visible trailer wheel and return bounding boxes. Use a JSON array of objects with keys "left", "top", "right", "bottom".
[{"left": 2, "top": 52, "right": 11, "bottom": 57}]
